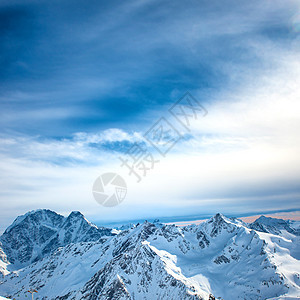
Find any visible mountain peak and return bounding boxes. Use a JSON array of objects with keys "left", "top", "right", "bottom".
[
  {"left": 250, "top": 215, "right": 299, "bottom": 236},
  {"left": 252, "top": 215, "right": 288, "bottom": 228},
  {"left": 215, "top": 212, "right": 224, "bottom": 218},
  {"left": 67, "top": 211, "right": 85, "bottom": 219},
  {"left": 0, "top": 209, "right": 113, "bottom": 267},
  {"left": 208, "top": 213, "right": 227, "bottom": 224},
  {"left": 4, "top": 209, "right": 63, "bottom": 234}
]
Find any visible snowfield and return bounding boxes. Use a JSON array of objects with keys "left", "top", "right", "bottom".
[{"left": 0, "top": 210, "right": 299, "bottom": 300}]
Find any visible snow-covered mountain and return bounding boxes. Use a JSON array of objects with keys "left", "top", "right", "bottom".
[
  {"left": 0, "top": 211, "right": 299, "bottom": 300},
  {"left": 0, "top": 209, "right": 114, "bottom": 269},
  {"left": 250, "top": 215, "right": 300, "bottom": 237},
  {"left": 0, "top": 243, "right": 9, "bottom": 280}
]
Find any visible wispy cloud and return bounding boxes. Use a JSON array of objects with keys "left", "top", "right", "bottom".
[
  {"left": 1, "top": 0, "right": 299, "bottom": 135},
  {"left": 0, "top": 0, "right": 300, "bottom": 230},
  {"left": 1, "top": 47, "right": 300, "bottom": 230}
]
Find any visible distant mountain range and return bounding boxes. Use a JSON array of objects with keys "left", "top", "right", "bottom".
[{"left": 0, "top": 209, "right": 299, "bottom": 299}]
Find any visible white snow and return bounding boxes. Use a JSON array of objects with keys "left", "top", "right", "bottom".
[{"left": 0, "top": 212, "right": 299, "bottom": 300}]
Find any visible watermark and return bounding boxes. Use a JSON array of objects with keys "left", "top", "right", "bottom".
[
  {"left": 92, "top": 91, "right": 207, "bottom": 206},
  {"left": 119, "top": 143, "right": 160, "bottom": 183},
  {"left": 144, "top": 117, "right": 182, "bottom": 156},
  {"left": 92, "top": 173, "right": 127, "bottom": 207},
  {"left": 120, "top": 92, "right": 207, "bottom": 181},
  {"left": 169, "top": 92, "right": 207, "bottom": 131}
]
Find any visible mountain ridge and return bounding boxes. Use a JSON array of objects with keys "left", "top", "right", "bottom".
[
  {"left": 0, "top": 209, "right": 114, "bottom": 269},
  {"left": 0, "top": 210, "right": 299, "bottom": 300}
]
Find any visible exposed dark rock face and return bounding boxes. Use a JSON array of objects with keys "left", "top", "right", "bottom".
[{"left": 0, "top": 209, "right": 113, "bottom": 267}]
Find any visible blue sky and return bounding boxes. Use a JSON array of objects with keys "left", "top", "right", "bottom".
[{"left": 0, "top": 0, "right": 300, "bottom": 231}]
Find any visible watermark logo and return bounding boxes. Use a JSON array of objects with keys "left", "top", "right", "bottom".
[
  {"left": 119, "top": 143, "right": 160, "bottom": 183},
  {"left": 120, "top": 91, "right": 208, "bottom": 182},
  {"left": 93, "top": 91, "right": 207, "bottom": 206},
  {"left": 144, "top": 117, "right": 182, "bottom": 156},
  {"left": 169, "top": 91, "right": 208, "bottom": 131},
  {"left": 92, "top": 173, "right": 127, "bottom": 207}
]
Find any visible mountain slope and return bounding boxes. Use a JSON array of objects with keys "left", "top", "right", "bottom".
[
  {"left": 0, "top": 212, "right": 299, "bottom": 300},
  {"left": 0, "top": 209, "right": 113, "bottom": 269},
  {"left": 250, "top": 216, "right": 300, "bottom": 237},
  {"left": 0, "top": 244, "right": 9, "bottom": 280}
]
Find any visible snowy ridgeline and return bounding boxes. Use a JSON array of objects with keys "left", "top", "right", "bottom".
[{"left": 0, "top": 210, "right": 299, "bottom": 300}]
